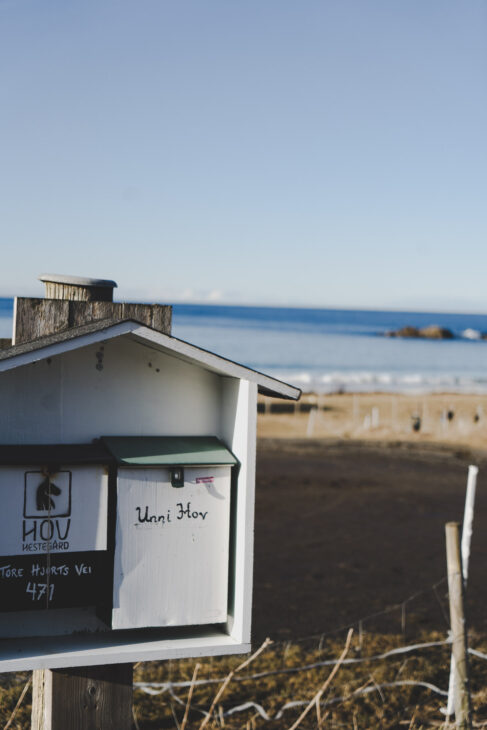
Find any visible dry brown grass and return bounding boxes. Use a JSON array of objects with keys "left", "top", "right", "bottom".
[
  {"left": 129, "top": 630, "right": 487, "bottom": 729},
  {"left": 1, "top": 630, "right": 487, "bottom": 728}
]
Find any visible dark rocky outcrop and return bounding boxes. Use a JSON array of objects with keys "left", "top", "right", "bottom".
[
  {"left": 418, "top": 325, "right": 454, "bottom": 340},
  {"left": 386, "top": 325, "right": 454, "bottom": 340},
  {"left": 387, "top": 326, "right": 420, "bottom": 338}
]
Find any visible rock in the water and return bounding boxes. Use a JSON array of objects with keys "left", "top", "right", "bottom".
[
  {"left": 418, "top": 325, "right": 454, "bottom": 340},
  {"left": 386, "top": 326, "right": 420, "bottom": 338},
  {"left": 385, "top": 325, "right": 454, "bottom": 339}
]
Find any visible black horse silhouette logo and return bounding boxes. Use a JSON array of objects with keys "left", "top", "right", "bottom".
[{"left": 36, "top": 476, "right": 62, "bottom": 512}]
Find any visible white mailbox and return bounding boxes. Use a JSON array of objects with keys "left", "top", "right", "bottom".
[
  {"left": 0, "top": 315, "right": 300, "bottom": 671},
  {"left": 103, "top": 436, "right": 238, "bottom": 630}
]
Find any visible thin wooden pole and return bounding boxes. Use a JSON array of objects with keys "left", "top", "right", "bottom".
[
  {"left": 306, "top": 407, "right": 317, "bottom": 438},
  {"left": 445, "top": 466, "right": 478, "bottom": 719},
  {"left": 445, "top": 522, "right": 472, "bottom": 729},
  {"left": 461, "top": 466, "right": 479, "bottom": 583}
]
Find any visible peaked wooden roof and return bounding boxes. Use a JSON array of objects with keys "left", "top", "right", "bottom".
[{"left": 0, "top": 318, "right": 301, "bottom": 400}]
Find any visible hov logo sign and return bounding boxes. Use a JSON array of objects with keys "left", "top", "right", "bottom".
[
  {"left": 22, "top": 472, "right": 72, "bottom": 551},
  {"left": 24, "top": 471, "right": 71, "bottom": 518},
  {"left": 0, "top": 465, "right": 109, "bottom": 556}
]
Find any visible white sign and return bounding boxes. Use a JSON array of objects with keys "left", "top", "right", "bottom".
[{"left": 0, "top": 466, "right": 108, "bottom": 556}]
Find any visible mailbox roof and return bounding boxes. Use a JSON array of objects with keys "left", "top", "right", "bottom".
[
  {"left": 102, "top": 436, "right": 238, "bottom": 466},
  {"left": 0, "top": 318, "right": 301, "bottom": 400}
]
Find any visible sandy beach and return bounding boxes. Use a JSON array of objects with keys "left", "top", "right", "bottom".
[
  {"left": 258, "top": 391, "right": 487, "bottom": 448},
  {"left": 253, "top": 393, "right": 487, "bottom": 643}
]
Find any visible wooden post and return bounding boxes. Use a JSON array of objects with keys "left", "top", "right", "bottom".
[
  {"left": 13, "top": 298, "right": 172, "bottom": 344},
  {"left": 445, "top": 522, "right": 472, "bottom": 729},
  {"left": 32, "top": 664, "right": 133, "bottom": 730},
  {"left": 306, "top": 406, "right": 317, "bottom": 437},
  {"left": 445, "top": 467, "right": 478, "bottom": 718},
  {"left": 12, "top": 273, "right": 171, "bottom": 345}
]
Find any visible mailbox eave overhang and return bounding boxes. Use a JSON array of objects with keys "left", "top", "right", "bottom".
[
  {"left": 0, "top": 318, "right": 301, "bottom": 401},
  {"left": 102, "top": 435, "right": 239, "bottom": 467}
]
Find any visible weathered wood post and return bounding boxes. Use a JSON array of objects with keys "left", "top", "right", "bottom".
[
  {"left": 24, "top": 275, "right": 172, "bottom": 730},
  {"left": 13, "top": 274, "right": 171, "bottom": 345},
  {"left": 32, "top": 664, "right": 134, "bottom": 730},
  {"left": 445, "top": 466, "right": 479, "bottom": 719},
  {"left": 445, "top": 522, "right": 472, "bottom": 730}
]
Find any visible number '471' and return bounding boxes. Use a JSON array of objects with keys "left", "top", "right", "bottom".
[{"left": 26, "top": 582, "right": 55, "bottom": 601}]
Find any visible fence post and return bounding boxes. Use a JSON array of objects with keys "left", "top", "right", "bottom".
[
  {"left": 445, "top": 465, "right": 478, "bottom": 720},
  {"left": 306, "top": 407, "right": 317, "bottom": 437},
  {"left": 445, "top": 522, "right": 472, "bottom": 729}
]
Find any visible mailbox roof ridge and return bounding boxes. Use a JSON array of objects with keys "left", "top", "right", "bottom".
[{"left": 0, "top": 318, "right": 301, "bottom": 401}]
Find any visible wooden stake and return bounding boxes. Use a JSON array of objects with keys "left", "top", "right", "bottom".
[
  {"left": 32, "top": 664, "right": 133, "bottom": 730},
  {"left": 306, "top": 407, "right": 317, "bottom": 438},
  {"left": 446, "top": 466, "right": 479, "bottom": 718},
  {"left": 445, "top": 522, "right": 472, "bottom": 729}
]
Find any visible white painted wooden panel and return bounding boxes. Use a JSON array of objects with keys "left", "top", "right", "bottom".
[
  {"left": 221, "top": 379, "right": 257, "bottom": 644},
  {"left": 0, "top": 466, "right": 108, "bottom": 555},
  {"left": 0, "top": 339, "right": 221, "bottom": 444},
  {"left": 112, "top": 466, "right": 231, "bottom": 630},
  {"left": 0, "top": 358, "right": 64, "bottom": 444},
  {"left": 0, "top": 630, "right": 250, "bottom": 673}
]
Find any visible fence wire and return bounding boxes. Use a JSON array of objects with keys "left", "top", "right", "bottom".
[{"left": 132, "top": 576, "right": 477, "bottom": 727}]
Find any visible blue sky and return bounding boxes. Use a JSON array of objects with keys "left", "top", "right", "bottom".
[{"left": 0, "top": 1, "right": 486, "bottom": 311}]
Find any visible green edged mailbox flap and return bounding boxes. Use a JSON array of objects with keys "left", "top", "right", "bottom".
[{"left": 101, "top": 436, "right": 238, "bottom": 467}]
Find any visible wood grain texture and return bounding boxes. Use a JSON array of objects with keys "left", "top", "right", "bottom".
[
  {"left": 121, "top": 302, "right": 172, "bottom": 333},
  {"left": 14, "top": 299, "right": 70, "bottom": 344},
  {"left": 14, "top": 298, "right": 172, "bottom": 344},
  {"left": 445, "top": 522, "right": 472, "bottom": 729},
  {"left": 44, "top": 283, "right": 114, "bottom": 302},
  {"left": 32, "top": 669, "right": 51, "bottom": 730},
  {"left": 32, "top": 664, "right": 133, "bottom": 730},
  {"left": 149, "top": 303, "right": 172, "bottom": 334},
  {"left": 70, "top": 302, "right": 116, "bottom": 328}
]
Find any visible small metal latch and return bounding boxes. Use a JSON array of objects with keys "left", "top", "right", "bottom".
[{"left": 170, "top": 467, "right": 184, "bottom": 488}]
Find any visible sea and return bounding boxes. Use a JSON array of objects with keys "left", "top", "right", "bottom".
[{"left": 2, "top": 298, "right": 487, "bottom": 394}]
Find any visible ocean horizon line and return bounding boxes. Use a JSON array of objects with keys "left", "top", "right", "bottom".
[{"left": 3, "top": 295, "right": 487, "bottom": 319}]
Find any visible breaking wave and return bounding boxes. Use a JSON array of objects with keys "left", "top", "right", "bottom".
[{"left": 269, "top": 370, "right": 487, "bottom": 395}]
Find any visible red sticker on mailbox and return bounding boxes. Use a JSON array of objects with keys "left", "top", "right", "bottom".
[{"left": 195, "top": 476, "right": 214, "bottom": 484}]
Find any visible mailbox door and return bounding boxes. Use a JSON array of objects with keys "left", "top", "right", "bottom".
[{"left": 112, "top": 465, "right": 232, "bottom": 630}]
